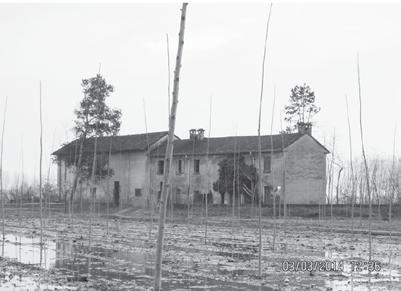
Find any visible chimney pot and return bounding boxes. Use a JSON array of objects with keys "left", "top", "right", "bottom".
[
  {"left": 297, "top": 122, "right": 312, "bottom": 135},
  {"left": 189, "top": 129, "right": 197, "bottom": 140},
  {"left": 197, "top": 128, "right": 205, "bottom": 140}
]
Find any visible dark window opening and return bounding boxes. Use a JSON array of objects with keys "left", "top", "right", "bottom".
[
  {"left": 263, "top": 155, "right": 271, "bottom": 173},
  {"left": 113, "top": 181, "right": 120, "bottom": 206},
  {"left": 135, "top": 188, "right": 142, "bottom": 197},
  {"left": 177, "top": 159, "right": 183, "bottom": 174},
  {"left": 194, "top": 159, "right": 200, "bottom": 174},
  {"left": 157, "top": 160, "right": 164, "bottom": 175}
]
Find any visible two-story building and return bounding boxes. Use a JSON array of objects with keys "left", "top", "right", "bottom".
[{"left": 52, "top": 124, "right": 329, "bottom": 207}]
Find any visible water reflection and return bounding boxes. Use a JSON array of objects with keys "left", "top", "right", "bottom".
[
  {"left": 1, "top": 232, "right": 153, "bottom": 283},
  {"left": 0, "top": 232, "right": 275, "bottom": 290},
  {"left": 1, "top": 234, "right": 55, "bottom": 268}
]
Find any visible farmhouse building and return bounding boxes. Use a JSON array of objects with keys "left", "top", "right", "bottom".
[{"left": 52, "top": 124, "right": 329, "bottom": 207}]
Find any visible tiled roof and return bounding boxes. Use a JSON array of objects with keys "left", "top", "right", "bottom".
[
  {"left": 150, "top": 133, "right": 309, "bottom": 156},
  {"left": 52, "top": 131, "right": 168, "bottom": 157}
]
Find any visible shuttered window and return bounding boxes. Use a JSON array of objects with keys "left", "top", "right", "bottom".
[{"left": 263, "top": 155, "right": 271, "bottom": 173}]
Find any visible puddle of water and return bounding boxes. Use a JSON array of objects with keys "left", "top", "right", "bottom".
[
  {"left": 0, "top": 233, "right": 274, "bottom": 290},
  {"left": 2, "top": 234, "right": 56, "bottom": 268}
]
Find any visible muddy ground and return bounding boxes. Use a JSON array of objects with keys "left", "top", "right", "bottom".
[{"left": 0, "top": 205, "right": 400, "bottom": 290}]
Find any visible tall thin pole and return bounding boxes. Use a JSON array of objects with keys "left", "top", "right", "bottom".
[
  {"left": 154, "top": 4, "right": 188, "bottom": 290},
  {"left": 279, "top": 110, "right": 287, "bottom": 251},
  {"left": 205, "top": 97, "right": 212, "bottom": 244},
  {"left": 270, "top": 84, "right": 277, "bottom": 251},
  {"left": 19, "top": 137, "right": 24, "bottom": 227},
  {"left": 106, "top": 136, "right": 113, "bottom": 235},
  {"left": 89, "top": 103, "right": 100, "bottom": 259},
  {"left": 167, "top": 33, "right": 173, "bottom": 223},
  {"left": 232, "top": 132, "right": 237, "bottom": 259},
  {"left": 143, "top": 98, "right": 152, "bottom": 240},
  {"left": 167, "top": 33, "right": 171, "bottom": 120},
  {"left": 39, "top": 82, "right": 44, "bottom": 264},
  {"left": 357, "top": 55, "right": 372, "bottom": 261},
  {"left": 232, "top": 134, "right": 237, "bottom": 219},
  {"left": 257, "top": 3, "right": 273, "bottom": 278},
  {"left": 390, "top": 124, "right": 396, "bottom": 225},
  {"left": 47, "top": 129, "right": 56, "bottom": 219},
  {"left": 345, "top": 95, "right": 355, "bottom": 237},
  {"left": 0, "top": 96, "right": 7, "bottom": 241}
]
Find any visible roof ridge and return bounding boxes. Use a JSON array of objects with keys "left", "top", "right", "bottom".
[{"left": 176, "top": 132, "right": 301, "bottom": 141}]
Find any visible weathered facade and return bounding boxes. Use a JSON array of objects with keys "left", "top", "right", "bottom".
[{"left": 53, "top": 125, "right": 329, "bottom": 207}]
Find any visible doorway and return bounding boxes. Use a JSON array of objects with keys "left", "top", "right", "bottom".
[{"left": 114, "top": 181, "right": 120, "bottom": 207}]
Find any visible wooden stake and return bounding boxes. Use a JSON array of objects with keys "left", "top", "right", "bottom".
[{"left": 154, "top": 4, "right": 187, "bottom": 290}]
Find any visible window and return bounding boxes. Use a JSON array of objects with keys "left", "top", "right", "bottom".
[
  {"left": 263, "top": 155, "right": 271, "bottom": 173},
  {"left": 157, "top": 160, "right": 164, "bottom": 175},
  {"left": 194, "top": 159, "right": 200, "bottom": 174},
  {"left": 177, "top": 159, "right": 183, "bottom": 175},
  {"left": 91, "top": 187, "right": 97, "bottom": 198},
  {"left": 135, "top": 188, "right": 142, "bottom": 197}
]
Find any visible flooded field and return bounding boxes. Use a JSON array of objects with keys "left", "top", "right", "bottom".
[{"left": 1, "top": 208, "right": 401, "bottom": 290}]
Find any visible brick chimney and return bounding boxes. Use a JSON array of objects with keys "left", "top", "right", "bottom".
[
  {"left": 197, "top": 128, "right": 205, "bottom": 140},
  {"left": 297, "top": 122, "right": 312, "bottom": 135},
  {"left": 189, "top": 129, "right": 197, "bottom": 140}
]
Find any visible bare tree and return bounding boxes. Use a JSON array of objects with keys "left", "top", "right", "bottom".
[{"left": 154, "top": 3, "right": 187, "bottom": 290}]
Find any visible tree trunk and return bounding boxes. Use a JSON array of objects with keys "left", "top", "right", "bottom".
[{"left": 154, "top": 4, "right": 187, "bottom": 290}]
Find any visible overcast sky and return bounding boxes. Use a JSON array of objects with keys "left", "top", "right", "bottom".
[{"left": 0, "top": 2, "right": 400, "bottom": 186}]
